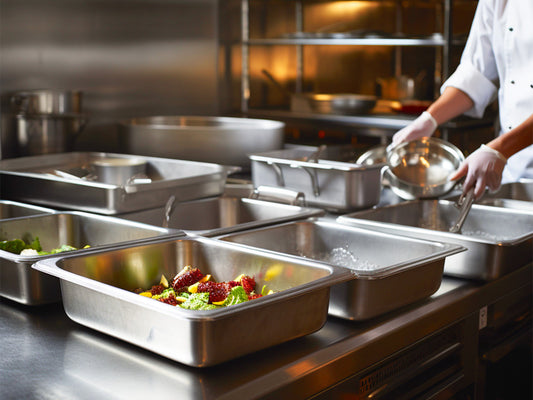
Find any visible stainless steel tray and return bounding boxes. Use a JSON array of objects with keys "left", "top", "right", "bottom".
[
  {"left": 446, "top": 181, "right": 533, "bottom": 212},
  {"left": 0, "top": 152, "right": 233, "bottom": 214},
  {"left": 116, "top": 195, "right": 324, "bottom": 236},
  {"left": 0, "top": 212, "right": 183, "bottom": 305},
  {"left": 337, "top": 200, "right": 533, "bottom": 281},
  {"left": 249, "top": 148, "right": 382, "bottom": 212},
  {"left": 33, "top": 236, "right": 353, "bottom": 367},
  {"left": 0, "top": 200, "right": 57, "bottom": 220},
  {"left": 217, "top": 219, "right": 464, "bottom": 320}
]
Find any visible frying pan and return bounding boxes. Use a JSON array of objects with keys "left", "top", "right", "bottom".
[{"left": 261, "top": 69, "right": 377, "bottom": 115}]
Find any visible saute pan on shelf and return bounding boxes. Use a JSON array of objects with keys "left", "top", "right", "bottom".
[{"left": 261, "top": 69, "right": 377, "bottom": 115}]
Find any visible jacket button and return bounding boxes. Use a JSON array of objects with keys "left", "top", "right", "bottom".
[
  {"left": 511, "top": 80, "right": 515, "bottom": 84},
  {"left": 509, "top": 27, "right": 514, "bottom": 31}
]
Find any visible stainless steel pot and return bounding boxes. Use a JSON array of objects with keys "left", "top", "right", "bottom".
[
  {"left": 91, "top": 157, "right": 148, "bottom": 186},
  {"left": 10, "top": 89, "right": 82, "bottom": 115},
  {"left": 15, "top": 113, "right": 87, "bottom": 157},
  {"left": 118, "top": 116, "right": 285, "bottom": 168},
  {"left": 385, "top": 138, "right": 464, "bottom": 200}
]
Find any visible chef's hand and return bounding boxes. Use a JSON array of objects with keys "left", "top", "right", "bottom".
[
  {"left": 392, "top": 111, "right": 438, "bottom": 145},
  {"left": 449, "top": 144, "right": 507, "bottom": 199}
]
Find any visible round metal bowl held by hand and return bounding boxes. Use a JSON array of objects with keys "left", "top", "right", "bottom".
[{"left": 386, "top": 138, "right": 464, "bottom": 200}]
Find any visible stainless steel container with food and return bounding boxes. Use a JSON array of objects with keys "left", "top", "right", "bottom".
[
  {"left": 0, "top": 200, "right": 57, "bottom": 220},
  {"left": 218, "top": 219, "right": 464, "bottom": 320},
  {"left": 249, "top": 148, "right": 383, "bottom": 212},
  {"left": 117, "top": 195, "right": 324, "bottom": 237},
  {"left": 118, "top": 116, "right": 285, "bottom": 168},
  {"left": 0, "top": 152, "right": 234, "bottom": 214},
  {"left": 32, "top": 236, "right": 353, "bottom": 367},
  {"left": 0, "top": 212, "right": 183, "bottom": 305},
  {"left": 337, "top": 200, "right": 533, "bottom": 280}
]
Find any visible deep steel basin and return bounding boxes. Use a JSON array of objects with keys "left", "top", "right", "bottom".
[
  {"left": 337, "top": 200, "right": 533, "bottom": 280},
  {"left": 33, "top": 236, "right": 353, "bottom": 367},
  {"left": 218, "top": 219, "right": 463, "bottom": 320},
  {"left": 0, "top": 212, "right": 182, "bottom": 305}
]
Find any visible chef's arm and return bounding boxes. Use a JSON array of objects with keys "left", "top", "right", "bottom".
[
  {"left": 486, "top": 113, "right": 533, "bottom": 158},
  {"left": 426, "top": 87, "right": 475, "bottom": 125}
]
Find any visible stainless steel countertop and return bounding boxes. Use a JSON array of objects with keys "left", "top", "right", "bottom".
[{"left": 2, "top": 263, "right": 531, "bottom": 400}]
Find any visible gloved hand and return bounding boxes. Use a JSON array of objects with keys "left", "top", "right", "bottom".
[
  {"left": 449, "top": 144, "right": 507, "bottom": 199},
  {"left": 392, "top": 111, "right": 438, "bottom": 145}
]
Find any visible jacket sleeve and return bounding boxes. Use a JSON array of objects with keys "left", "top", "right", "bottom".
[{"left": 440, "top": 0, "right": 499, "bottom": 118}]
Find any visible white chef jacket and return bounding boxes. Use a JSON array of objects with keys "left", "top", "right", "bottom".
[{"left": 440, "top": 0, "right": 533, "bottom": 182}]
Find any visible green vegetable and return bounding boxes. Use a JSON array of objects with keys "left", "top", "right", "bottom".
[
  {"left": 0, "top": 237, "right": 42, "bottom": 254},
  {"left": 220, "top": 286, "right": 249, "bottom": 306},
  {"left": 0, "top": 239, "right": 27, "bottom": 254},
  {"left": 179, "top": 292, "right": 219, "bottom": 310},
  {"left": 152, "top": 288, "right": 177, "bottom": 300}
]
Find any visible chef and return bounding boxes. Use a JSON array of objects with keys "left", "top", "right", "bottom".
[{"left": 392, "top": 0, "right": 533, "bottom": 199}]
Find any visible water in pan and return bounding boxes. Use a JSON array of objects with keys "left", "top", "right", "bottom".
[{"left": 299, "top": 246, "right": 381, "bottom": 271}]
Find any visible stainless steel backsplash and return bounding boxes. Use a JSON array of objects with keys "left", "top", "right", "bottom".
[{"left": 0, "top": 0, "right": 227, "bottom": 156}]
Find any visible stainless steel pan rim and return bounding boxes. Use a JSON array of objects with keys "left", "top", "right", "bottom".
[{"left": 123, "top": 116, "right": 285, "bottom": 131}]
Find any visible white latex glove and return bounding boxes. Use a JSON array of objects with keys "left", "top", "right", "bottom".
[
  {"left": 449, "top": 144, "right": 507, "bottom": 199},
  {"left": 392, "top": 111, "right": 438, "bottom": 145}
]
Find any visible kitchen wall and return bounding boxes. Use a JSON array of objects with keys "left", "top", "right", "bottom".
[{"left": 0, "top": 0, "right": 233, "bottom": 156}]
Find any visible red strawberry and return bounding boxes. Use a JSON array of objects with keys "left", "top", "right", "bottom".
[
  {"left": 197, "top": 281, "right": 230, "bottom": 303},
  {"left": 240, "top": 275, "right": 256, "bottom": 294},
  {"left": 171, "top": 267, "right": 204, "bottom": 292},
  {"left": 150, "top": 284, "right": 165, "bottom": 296}
]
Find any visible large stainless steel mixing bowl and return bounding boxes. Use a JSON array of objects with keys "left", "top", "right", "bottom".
[
  {"left": 118, "top": 116, "right": 285, "bottom": 168},
  {"left": 386, "top": 138, "right": 465, "bottom": 200}
]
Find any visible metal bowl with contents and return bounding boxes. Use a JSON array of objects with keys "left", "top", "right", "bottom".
[
  {"left": 118, "top": 116, "right": 285, "bottom": 168},
  {"left": 386, "top": 138, "right": 464, "bottom": 199}
]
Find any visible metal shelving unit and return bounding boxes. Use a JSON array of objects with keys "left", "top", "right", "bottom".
[{"left": 239, "top": 0, "right": 488, "bottom": 139}]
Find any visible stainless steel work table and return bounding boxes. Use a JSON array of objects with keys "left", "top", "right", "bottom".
[{"left": 1, "top": 262, "right": 531, "bottom": 399}]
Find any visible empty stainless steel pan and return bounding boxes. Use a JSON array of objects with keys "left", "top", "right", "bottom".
[
  {"left": 218, "top": 219, "right": 464, "bottom": 320},
  {"left": 116, "top": 195, "right": 324, "bottom": 236},
  {"left": 250, "top": 148, "right": 383, "bottom": 212},
  {"left": 118, "top": 116, "right": 285, "bottom": 168},
  {"left": 337, "top": 200, "right": 533, "bottom": 280}
]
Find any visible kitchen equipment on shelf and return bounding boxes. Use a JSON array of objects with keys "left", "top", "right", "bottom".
[
  {"left": 218, "top": 219, "right": 464, "bottom": 320},
  {"left": 32, "top": 236, "right": 354, "bottom": 366},
  {"left": 385, "top": 138, "right": 465, "bottom": 200},
  {"left": 337, "top": 200, "right": 533, "bottom": 281},
  {"left": 261, "top": 69, "right": 377, "bottom": 115},
  {"left": 0, "top": 152, "right": 235, "bottom": 215},
  {"left": 249, "top": 147, "right": 382, "bottom": 212},
  {"left": 376, "top": 72, "right": 427, "bottom": 101},
  {"left": 0, "top": 212, "right": 183, "bottom": 305},
  {"left": 118, "top": 116, "right": 285, "bottom": 168}
]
